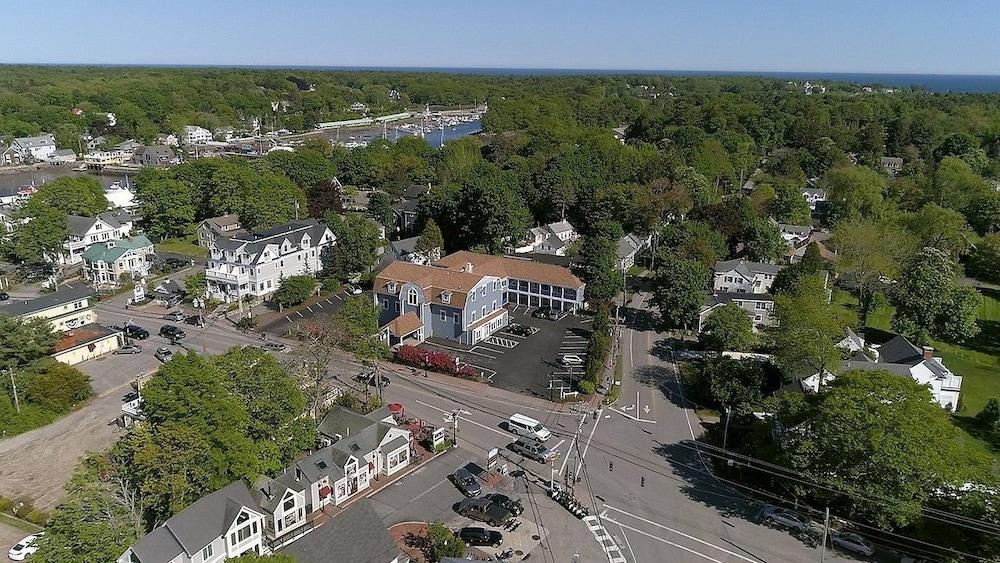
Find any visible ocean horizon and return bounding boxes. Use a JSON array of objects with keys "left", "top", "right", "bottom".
[{"left": 7, "top": 63, "right": 1000, "bottom": 93}]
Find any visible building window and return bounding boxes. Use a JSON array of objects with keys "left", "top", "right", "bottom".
[
  {"left": 394, "top": 302, "right": 401, "bottom": 312},
  {"left": 202, "top": 545, "right": 213, "bottom": 559},
  {"left": 283, "top": 497, "right": 295, "bottom": 512},
  {"left": 755, "top": 301, "right": 767, "bottom": 310},
  {"left": 237, "top": 525, "right": 253, "bottom": 542},
  {"left": 454, "top": 312, "right": 460, "bottom": 323},
  {"left": 480, "top": 287, "right": 486, "bottom": 296},
  {"left": 407, "top": 289, "right": 418, "bottom": 306},
  {"left": 440, "top": 310, "right": 446, "bottom": 321}
]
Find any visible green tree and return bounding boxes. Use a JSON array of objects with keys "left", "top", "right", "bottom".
[
  {"left": 697, "top": 356, "right": 766, "bottom": 415},
  {"left": 770, "top": 243, "right": 824, "bottom": 295},
  {"left": 274, "top": 274, "right": 316, "bottom": 308},
  {"left": 772, "top": 275, "right": 842, "bottom": 381},
  {"left": 0, "top": 315, "right": 59, "bottom": 369},
  {"left": 905, "top": 203, "right": 972, "bottom": 258},
  {"left": 21, "top": 176, "right": 108, "bottom": 217},
  {"left": 577, "top": 233, "right": 620, "bottom": 302},
  {"left": 332, "top": 295, "right": 389, "bottom": 363},
  {"left": 134, "top": 168, "right": 197, "bottom": 240},
  {"left": 967, "top": 190, "right": 1000, "bottom": 235},
  {"left": 976, "top": 398, "right": 1000, "bottom": 429},
  {"left": 691, "top": 138, "right": 735, "bottom": 190},
  {"left": 931, "top": 156, "right": 989, "bottom": 211},
  {"left": 366, "top": 191, "right": 396, "bottom": 234},
  {"left": 969, "top": 233, "right": 1000, "bottom": 284},
  {"left": 767, "top": 179, "right": 812, "bottom": 225},
  {"left": 742, "top": 218, "right": 785, "bottom": 262},
  {"left": 11, "top": 206, "right": 69, "bottom": 265},
  {"left": 773, "top": 370, "right": 986, "bottom": 529},
  {"left": 212, "top": 346, "right": 315, "bottom": 464},
  {"left": 327, "top": 214, "right": 381, "bottom": 278},
  {"left": 659, "top": 221, "right": 727, "bottom": 269},
  {"left": 892, "top": 247, "right": 981, "bottom": 343},
  {"left": 700, "top": 303, "right": 754, "bottom": 351},
  {"left": 427, "top": 520, "right": 466, "bottom": 560},
  {"left": 454, "top": 163, "right": 531, "bottom": 253},
  {"left": 650, "top": 253, "right": 710, "bottom": 329},
  {"left": 23, "top": 358, "right": 92, "bottom": 414},
  {"left": 821, "top": 166, "right": 886, "bottom": 224},
  {"left": 414, "top": 218, "right": 444, "bottom": 259},
  {"left": 32, "top": 454, "right": 142, "bottom": 563},
  {"left": 183, "top": 272, "right": 207, "bottom": 300},
  {"left": 833, "top": 219, "right": 913, "bottom": 328}
]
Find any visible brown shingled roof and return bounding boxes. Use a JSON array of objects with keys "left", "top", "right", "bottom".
[
  {"left": 374, "top": 261, "right": 486, "bottom": 308},
  {"left": 435, "top": 251, "right": 584, "bottom": 289},
  {"left": 50, "top": 323, "right": 119, "bottom": 354},
  {"left": 384, "top": 312, "right": 423, "bottom": 337}
]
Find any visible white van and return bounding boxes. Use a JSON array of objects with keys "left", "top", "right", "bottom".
[{"left": 508, "top": 413, "right": 551, "bottom": 442}]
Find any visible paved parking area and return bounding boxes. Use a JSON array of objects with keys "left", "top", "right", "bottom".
[
  {"left": 259, "top": 289, "right": 367, "bottom": 337},
  {"left": 418, "top": 307, "right": 592, "bottom": 398}
]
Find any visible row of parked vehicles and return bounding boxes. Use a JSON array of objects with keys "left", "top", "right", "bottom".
[{"left": 759, "top": 506, "right": 877, "bottom": 557}]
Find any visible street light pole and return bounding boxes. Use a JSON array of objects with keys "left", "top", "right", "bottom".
[
  {"left": 820, "top": 506, "right": 830, "bottom": 563},
  {"left": 7, "top": 368, "right": 19, "bottom": 413},
  {"left": 722, "top": 405, "right": 732, "bottom": 449}
]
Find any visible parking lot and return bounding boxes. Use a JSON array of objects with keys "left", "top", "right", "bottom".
[
  {"left": 259, "top": 288, "right": 367, "bottom": 337},
  {"left": 417, "top": 305, "right": 592, "bottom": 398}
]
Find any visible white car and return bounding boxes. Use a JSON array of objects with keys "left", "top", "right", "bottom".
[
  {"left": 8, "top": 532, "right": 43, "bottom": 561},
  {"left": 558, "top": 354, "right": 584, "bottom": 366},
  {"left": 346, "top": 285, "right": 362, "bottom": 295},
  {"left": 830, "top": 531, "right": 875, "bottom": 556}
]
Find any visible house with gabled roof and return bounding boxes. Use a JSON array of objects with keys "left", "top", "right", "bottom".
[
  {"left": 204, "top": 219, "right": 334, "bottom": 301},
  {"left": 713, "top": 258, "right": 782, "bottom": 295},
  {"left": 81, "top": 234, "right": 155, "bottom": 287},
  {"left": 513, "top": 220, "right": 580, "bottom": 257},
  {"left": 617, "top": 232, "right": 651, "bottom": 271},
  {"left": 279, "top": 500, "right": 401, "bottom": 563},
  {"left": 197, "top": 214, "right": 243, "bottom": 248},
  {"left": 117, "top": 480, "right": 267, "bottom": 563},
  {"left": 59, "top": 210, "right": 134, "bottom": 265}
]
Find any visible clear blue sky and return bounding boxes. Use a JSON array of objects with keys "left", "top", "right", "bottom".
[{"left": 1, "top": 0, "right": 998, "bottom": 74}]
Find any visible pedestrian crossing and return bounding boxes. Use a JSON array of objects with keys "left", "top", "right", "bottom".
[
  {"left": 486, "top": 335, "right": 519, "bottom": 348},
  {"left": 583, "top": 515, "right": 628, "bottom": 563}
]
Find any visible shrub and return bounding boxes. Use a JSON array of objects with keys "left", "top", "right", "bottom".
[
  {"left": 0, "top": 496, "right": 12, "bottom": 513},
  {"left": 578, "top": 380, "right": 596, "bottom": 395},
  {"left": 25, "top": 509, "right": 49, "bottom": 525},
  {"left": 275, "top": 274, "right": 316, "bottom": 307},
  {"left": 321, "top": 277, "right": 342, "bottom": 293},
  {"left": 24, "top": 358, "right": 92, "bottom": 414},
  {"left": 235, "top": 316, "right": 258, "bottom": 331}
]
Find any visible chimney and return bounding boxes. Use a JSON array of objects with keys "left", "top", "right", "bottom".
[
  {"left": 922, "top": 346, "right": 934, "bottom": 361},
  {"left": 463, "top": 262, "right": 473, "bottom": 273}
]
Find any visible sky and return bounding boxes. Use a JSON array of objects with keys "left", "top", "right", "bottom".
[{"left": 1, "top": 0, "right": 999, "bottom": 74}]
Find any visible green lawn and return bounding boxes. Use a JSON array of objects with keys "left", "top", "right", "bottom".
[
  {"left": 0, "top": 513, "right": 43, "bottom": 534},
  {"left": 156, "top": 236, "right": 208, "bottom": 257},
  {"left": 832, "top": 289, "right": 1000, "bottom": 418}
]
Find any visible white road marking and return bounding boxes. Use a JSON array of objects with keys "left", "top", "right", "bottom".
[
  {"left": 314, "top": 301, "right": 324, "bottom": 309},
  {"left": 550, "top": 438, "right": 566, "bottom": 453},
  {"left": 306, "top": 306, "right": 314, "bottom": 313},
  {"left": 559, "top": 414, "right": 586, "bottom": 475},
  {"left": 605, "top": 516, "right": 720, "bottom": 562},
  {"left": 333, "top": 294, "right": 343, "bottom": 301},
  {"left": 325, "top": 298, "right": 334, "bottom": 304},
  {"left": 296, "top": 311, "right": 304, "bottom": 318},
  {"left": 285, "top": 316, "right": 293, "bottom": 322},
  {"left": 574, "top": 408, "right": 603, "bottom": 478},
  {"left": 607, "top": 408, "right": 657, "bottom": 424},
  {"left": 603, "top": 505, "right": 761, "bottom": 563},
  {"left": 414, "top": 399, "right": 510, "bottom": 438},
  {"left": 618, "top": 522, "right": 638, "bottom": 563}
]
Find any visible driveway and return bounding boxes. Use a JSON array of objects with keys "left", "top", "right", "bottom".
[{"left": 259, "top": 288, "right": 365, "bottom": 337}]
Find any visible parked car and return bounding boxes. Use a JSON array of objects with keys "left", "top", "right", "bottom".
[
  {"left": 760, "top": 506, "right": 812, "bottom": 533},
  {"left": 506, "top": 323, "right": 533, "bottom": 337},
  {"left": 558, "top": 354, "right": 584, "bottom": 366},
  {"left": 531, "top": 307, "right": 559, "bottom": 320},
  {"left": 354, "top": 372, "right": 390, "bottom": 387},
  {"left": 451, "top": 467, "right": 482, "bottom": 497},
  {"left": 154, "top": 347, "right": 174, "bottom": 362},
  {"left": 163, "top": 310, "right": 185, "bottom": 321},
  {"left": 123, "top": 324, "right": 150, "bottom": 340},
  {"left": 483, "top": 493, "right": 524, "bottom": 517},
  {"left": 458, "top": 527, "right": 504, "bottom": 548},
  {"left": 0, "top": 291, "right": 8, "bottom": 301},
  {"left": 159, "top": 325, "right": 186, "bottom": 340},
  {"left": 456, "top": 498, "right": 513, "bottom": 526},
  {"left": 346, "top": 284, "right": 362, "bottom": 295},
  {"left": 261, "top": 342, "right": 289, "bottom": 353},
  {"left": 114, "top": 343, "right": 142, "bottom": 355},
  {"left": 830, "top": 531, "right": 875, "bottom": 557},
  {"left": 184, "top": 315, "right": 205, "bottom": 327},
  {"left": 8, "top": 532, "right": 43, "bottom": 561},
  {"left": 507, "top": 437, "right": 556, "bottom": 464}
]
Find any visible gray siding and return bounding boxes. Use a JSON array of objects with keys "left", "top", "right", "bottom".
[
  {"left": 429, "top": 304, "right": 462, "bottom": 340},
  {"left": 463, "top": 277, "right": 506, "bottom": 326},
  {"left": 377, "top": 293, "right": 402, "bottom": 327}
]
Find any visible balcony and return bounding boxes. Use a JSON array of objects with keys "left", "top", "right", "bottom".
[{"left": 206, "top": 268, "right": 249, "bottom": 284}]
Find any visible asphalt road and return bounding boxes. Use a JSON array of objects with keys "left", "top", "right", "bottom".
[{"left": 373, "top": 298, "right": 861, "bottom": 563}]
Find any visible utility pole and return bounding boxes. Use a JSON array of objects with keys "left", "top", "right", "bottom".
[
  {"left": 722, "top": 405, "right": 732, "bottom": 449},
  {"left": 820, "top": 506, "right": 830, "bottom": 563},
  {"left": 7, "top": 368, "right": 19, "bottom": 413}
]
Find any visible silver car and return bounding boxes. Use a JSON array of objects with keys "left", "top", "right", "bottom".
[
  {"left": 452, "top": 467, "right": 482, "bottom": 497},
  {"left": 830, "top": 531, "right": 875, "bottom": 556},
  {"left": 760, "top": 506, "right": 811, "bottom": 533}
]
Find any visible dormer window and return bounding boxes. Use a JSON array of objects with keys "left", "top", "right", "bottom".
[
  {"left": 407, "top": 288, "right": 418, "bottom": 306},
  {"left": 386, "top": 281, "right": 397, "bottom": 294},
  {"left": 441, "top": 290, "right": 451, "bottom": 304}
]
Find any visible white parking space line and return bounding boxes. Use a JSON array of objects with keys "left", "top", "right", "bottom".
[
  {"left": 296, "top": 311, "right": 304, "bottom": 318},
  {"left": 325, "top": 298, "right": 334, "bottom": 305},
  {"left": 466, "top": 347, "right": 498, "bottom": 360},
  {"left": 306, "top": 306, "right": 314, "bottom": 313},
  {"left": 602, "top": 505, "right": 761, "bottom": 563},
  {"left": 604, "top": 517, "right": 721, "bottom": 562},
  {"left": 314, "top": 301, "right": 323, "bottom": 309},
  {"left": 414, "top": 399, "right": 511, "bottom": 439},
  {"left": 285, "top": 315, "right": 293, "bottom": 322},
  {"left": 332, "top": 294, "right": 343, "bottom": 301}
]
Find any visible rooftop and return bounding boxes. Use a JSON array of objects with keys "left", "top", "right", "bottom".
[
  {"left": 80, "top": 235, "right": 153, "bottom": 263},
  {"left": 436, "top": 250, "right": 584, "bottom": 289},
  {"left": 279, "top": 500, "right": 398, "bottom": 563},
  {"left": 0, "top": 285, "right": 94, "bottom": 317},
  {"left": 50, "top": 323, "right": 119, "bottom": 354}
]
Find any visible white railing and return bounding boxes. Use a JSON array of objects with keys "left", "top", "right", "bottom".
[{"left": 206, "top": 269, "right": 248, "bottom": 284}]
